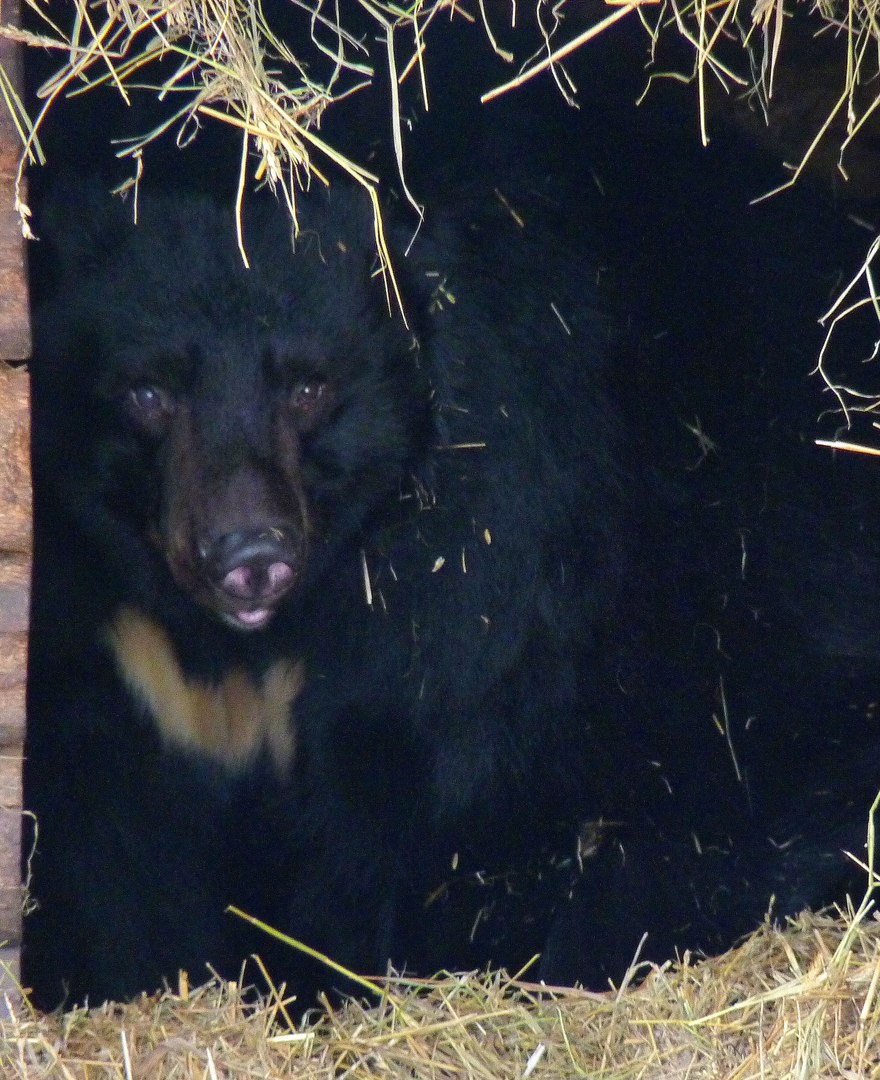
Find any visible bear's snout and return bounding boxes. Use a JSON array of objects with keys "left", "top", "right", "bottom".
[{"left": 203, "top": 525, "right": 299, "bottom": 615}]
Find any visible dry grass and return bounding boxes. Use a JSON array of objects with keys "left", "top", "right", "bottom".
[
  {"left": 1, "top": 0, "right": 880, "bottom": 206},
  {"left": 0, "top": 0, "right": 459, "bottom": 225},
  {"left": 8, "top": 796, "right": 880, "bottom": 1078},
  {"left": 3, "top": 0, "right": 879, "bottom": 327},
  {"left": 1, "top": 905, "right": 879, "bottom": 1079},
  {"left": 2, "top": 0, "right": 880, "bottom": 346}
]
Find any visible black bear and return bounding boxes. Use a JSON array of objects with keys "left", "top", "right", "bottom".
[{"left": 23, "top": 178, "right": 861, "bottom": 1011}]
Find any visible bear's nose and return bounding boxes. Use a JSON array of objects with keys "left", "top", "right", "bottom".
[{"left": 203, "top": 527, "right": 299, "bottom": 605}]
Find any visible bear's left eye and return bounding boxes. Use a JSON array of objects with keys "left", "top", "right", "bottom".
[
  {"left": 124, "top": 383, "right": 176, "bottom": 433},
  {"left": 290, "top": 379, "right": 334, "bottom": 433}
]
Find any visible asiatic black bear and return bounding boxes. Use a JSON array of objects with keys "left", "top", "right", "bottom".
[{"left": 23, "top": 181, "right": 859, "bottom": 1010}]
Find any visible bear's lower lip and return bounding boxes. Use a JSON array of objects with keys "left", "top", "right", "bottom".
[{"left": 224, "top": 607, "right": 274, "bottom": 631}]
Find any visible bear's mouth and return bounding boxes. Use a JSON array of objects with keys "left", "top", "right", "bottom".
[
  {"left": 208, "top": 564, "right": 300, "bottom": 631},
  {"left": 165, "top": 524, "right": 304, "bottom": 632},
  {"left": 207, "top": 545, "right": 299, "bottom": 632},
  {"left": 220, "top": 604, "right": 277, "bottom": 632}
]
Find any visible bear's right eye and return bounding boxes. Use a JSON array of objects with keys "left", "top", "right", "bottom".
[
  {"left": 290, "top": 379, "right": 334, "bottom": 433},
  {"left": 124, "top": 383, "right": 176, "bottom": 433}
]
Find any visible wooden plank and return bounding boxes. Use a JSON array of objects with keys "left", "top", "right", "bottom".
[
  {"left": 0, "top": 0, "right": 30, "bottom": 361},
  {"left": 0, "top": 367, "right": 31, "bottom": 553},
  {"left": 0, "top": 630, "right": 25, "bottom": 747},
  {"left": 0, "top": 554, "right": 28, "bottom": 635},
  {"left": 0, "top": 745, "right": 20, "bottom": 809},
  {"left": 0, "top": 946, "right": 19, "bottom": 1011},
  {"left": 0, "top": 751, "right": 21, "bottom": 946},
  {"left": 0, "top": 0, "right": 28, "bottom": 977}
]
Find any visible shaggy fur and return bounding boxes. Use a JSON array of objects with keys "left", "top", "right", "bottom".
[{"left": 23, "top": 183, "right": 860, "bottom": 1010}]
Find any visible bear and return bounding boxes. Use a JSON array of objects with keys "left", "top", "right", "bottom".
[{"left": 23, "top": 177, "right": 863, "bottom": 1012}]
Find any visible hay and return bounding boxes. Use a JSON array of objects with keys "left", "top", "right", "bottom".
[
  {"left": 4, "top": 0, "right": 880, "bottom": 365},
  {"left": 2, "top": 0, "right": 880, "bottom": 205},
  {"left": 2, "top": 906, "right": 879, "bottom": 1079},
  {"left": 1, "top": 0, "right": 454, "bottom": 221},
  {"left": 2, "top": 0, "right": 880, "bottom": 358}
]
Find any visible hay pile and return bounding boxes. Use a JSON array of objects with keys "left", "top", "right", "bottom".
[
  {"left": 3, "top": 0, "right": 880, "bottom": 205},
  {"left": 4, "top": 1, "right": 880, "bottom": 380},
  {"left": 2, "top": 905, "right": 879, "bottom": 1079},
  {"left": 2, "top": 0, "right": 880, "bottom": 368}
]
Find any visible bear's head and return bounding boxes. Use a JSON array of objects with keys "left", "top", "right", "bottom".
[{"left": 32, "top": 187, "right": 433, "bottom": 633}]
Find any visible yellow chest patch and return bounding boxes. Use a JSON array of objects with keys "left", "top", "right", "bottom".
[{"left": 106, "top": 607, "right": 301, "bottom": 773}]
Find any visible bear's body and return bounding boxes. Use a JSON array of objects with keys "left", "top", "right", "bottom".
[{"left": 23, "top": 184, "right": 856, "bottom": 1010}]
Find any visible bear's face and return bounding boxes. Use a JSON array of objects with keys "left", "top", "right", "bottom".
[
  {"left": 35, "top": 192, "right": 433, "bottom": 631},
  {"left": 109, "top": 337, "right": 336, "bottom": 631}
]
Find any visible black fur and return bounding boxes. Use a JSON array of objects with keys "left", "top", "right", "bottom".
[{"left": 23, "top": 181, "right": 866, "bottom": 1011}]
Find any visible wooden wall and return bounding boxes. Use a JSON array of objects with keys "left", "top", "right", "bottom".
[{"left": 0, "top": 0, "right": 32, "bottom": 993}]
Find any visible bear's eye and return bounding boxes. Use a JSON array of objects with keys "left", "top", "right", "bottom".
[
  {"left": 124, "top": 383, "right": 176, "bottom": 433},
  {"left": 290, "top": 379, "right": 333, "bottom": 433}
]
